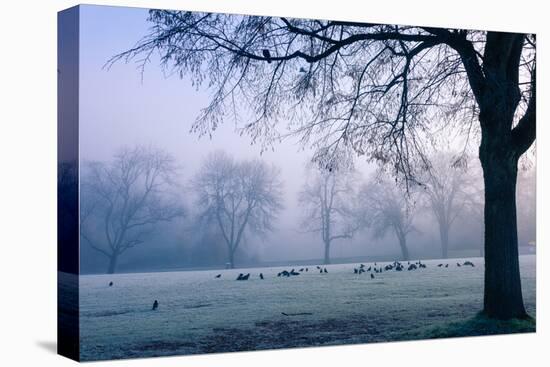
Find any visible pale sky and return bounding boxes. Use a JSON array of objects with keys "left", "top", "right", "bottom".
[{"left": 78, "top": 4, "right": 386, "bottom": 262}]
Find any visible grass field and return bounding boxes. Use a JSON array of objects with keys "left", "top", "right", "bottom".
[{"left": 76, "top": 255, "right": 536, "bottom": 361}]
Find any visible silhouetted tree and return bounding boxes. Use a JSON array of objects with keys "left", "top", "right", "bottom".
[
  {"left": 81, "top": 146, "right": 184, "bottom": 274},
  {"left": 111, "top": 12, "right": 536, "bottom": 319},
  {"left": 359, "top": 176, "right": 416, "bottom": 261},
  {"left": 299, "top": 166, "right": 359, "bottom": 264},
  {"left": 193, "top": 151, "right": 283, "bottom": 268}
]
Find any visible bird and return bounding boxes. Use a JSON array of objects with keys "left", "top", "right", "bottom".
[
  {"left": 108, "top": 281, "right": 113, "bottom": 287},
  {"left": 324, "top": 268, "right": 328, "bottom": 273},
  {"left": 370, "top": 273, "right": 375, "bottom": 279},
  {"left": 457, "top": 263, "right": 461, "bottom": 267},
  {"left": 242, "top": 273, "right": 250, "bottom": 280},
  {"left": 290, "top": 269, "right": 300, "bottom": 276},
  {"left": 463, "top": 261, "right": 475, "bottom": 267},
  {"left": 360, "top": 264, "right": 365, "bottom": 268},
  {"left": 262, "top": 49, "right": 272, "bottom": 63},
  {"left": 305, "top": 268, "right": 309, "bottom": 272},
  {"left": 237, "top": 273, "right": 244, "bottom": 280},
  {"left": 299, "top": 66, "right": 307, "bottom": 73},
  {"left": 354, "top": 268, "right": 358, "bottom": 274},
  {"left": 445, "top": 264, "right": 449, "bottom": 268},
  {"left": 152, "top": 300, "right": 159, "bottom": 311},
  {"left": 215, "top": 274, "right": 221, "bottom": 278},
  {"left": 299, "top": 268, "right": 304, "bottom": 272},
  {"left": 316, "top": 266, "right": 321, "bottom": 270},
  {"left": 367, "top": 266, "right": 372, "bottom": 272},
  {"left": 320, "top": 269, "right": 323, "bottom": 274},
  {"left": 260, "top": 273, "right": 264, "bottom": 279},
  {"left": 437, "top": 264, "right": 443, "bottom": 267}
]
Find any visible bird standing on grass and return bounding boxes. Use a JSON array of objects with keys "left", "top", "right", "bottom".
[
  {"left": 152, "top": 300, "right": 159, "bottom": 311},
  {"left": 215, "top": 274, "right": 221, "bottom": 278},
  {"left": 109, "top": 281, "right": 113, "bottom": 287},
  {"left": 260, "top": 273, "right": 264, "bottom": 279}
]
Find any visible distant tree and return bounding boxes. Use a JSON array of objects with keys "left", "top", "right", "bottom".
[
  {"left": 112, "top": 11, "right": 536, "bottom": 318},
  {"left": 81, "top": 146, "right": 184, "bottom": 274},
  {"left": 420, "top": 153, "right": 475, "bottom": 258},
  {"left": 299, "top": 166, "right": 360, "bottom": 264},
  {"left": 359, "top": 176, "right": 416, "bottom": 261},
  {"left": 193, "top": 151, "right": 283, "bottom": 268}
]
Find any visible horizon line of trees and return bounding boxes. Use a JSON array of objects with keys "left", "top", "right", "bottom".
[{"left": 77, "top": 144, "right": 535, "bottom": 273}]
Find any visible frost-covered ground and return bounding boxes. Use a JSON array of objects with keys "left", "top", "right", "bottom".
[{"left": 78, "top": 255, "right": 536, "bottom": 361}]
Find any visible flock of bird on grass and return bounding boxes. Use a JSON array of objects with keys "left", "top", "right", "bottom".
[
  {"left": 107, "top": 260, "right": 476, "bottom": 311},
  {"left": 216, "top": 260, "right": 475, "bottom": 281}
]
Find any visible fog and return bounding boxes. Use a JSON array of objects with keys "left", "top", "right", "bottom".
[{"left": 77, "top": 5, "right": 535, "bottom": 274}]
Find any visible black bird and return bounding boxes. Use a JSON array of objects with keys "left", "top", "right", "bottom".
[
  {"left": 242, "top": 273, "right": 250, "bottom": 280},
  {"left": 237, "top": 273, "right": 244, "bottom": 280},
  {"left": 359, "top": 268, "right": 365, "bottom": 274},
  {"left": 215, "top": 274, "right": 221, "bottom": 278},
  {"left": 457, "top": 263, "right": 461, "bottom": 267},
  {"left": 316, "top": 266, "right": 321, "bottom": 269},
  {"left": 260, "top": 273, "right": 264, "bottom": 279},
  {"left": 354, "top": 268, "right": 359, "bottom": 274},
  {"left": 299, "top": 268, "right": 304, "bottom": 272},
  {"left": 445, "top": 264, "right": 449, "bottom": 268},
  {"left": 437, "top": 264, "right": 443, "bottom": 267},
  {"left": 306, "top": 268, "right": 309, "bottom": 272},
  {"left": 324, "top": 268, "right": 328, "bottom": 273},
  {"left": 463, "top": 261, "right": 475, "bottom": 267},
  {"left": 320, "top": 269, "right": 323, "bottom": 274},
  {"left": 367, "top": 266, "right": 372, "bottom": 272},
  {"left": 360, "top": 264, "right": 365, "bottom": 268},
  {"left": 152, "top": 300, "right": 159, "bottom": 311},
  {"left": 262, "top": 49, "right": 272, "bottom": 63},
  {"left": 277, "top": 272, "right": 282, "bottom": 277},
  {"left": 290, "top": 269, "right": 300, "bottom": 276},
  {"left": 109, "top": 281, "right": 113, "bottom": 287},
  {"left": 370, "top": 273, "right": 375, "bottom": 279},
  {"left": 281, "top": 270, "right": 290, "bottom": 277}
]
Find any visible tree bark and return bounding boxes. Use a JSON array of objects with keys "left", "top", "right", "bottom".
[
  {"left": 107, "top": 253, "right": 118, "bottom": 274},
  {"left": 324, "top": 240, "right": 331, "bottom": 264},
  {"left": 479, "top": 139, "right": 527, "bottom": 319}
]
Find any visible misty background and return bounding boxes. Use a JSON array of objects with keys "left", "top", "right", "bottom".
[{"left": 78, "top": 5, "right": 535, "bottom": 274}]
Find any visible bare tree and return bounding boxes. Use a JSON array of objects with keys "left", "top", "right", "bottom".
[
  {"left": 111, "top": 12, "right": 536, "bottom": 319},
  {"left": 193, "top": 151, "right": 283, "bottom": 268},
  {"left": 420, "top": 153, "right": 476, "bottom": 258},
  {"left": 81, "top": 146, "right": 184, "bottom": 274},
  {"left": 359, "top": 176, "right": 416, "bottom": 261},
  {"left": 299, "top": 166, "right": 359, "bottom": 264}
]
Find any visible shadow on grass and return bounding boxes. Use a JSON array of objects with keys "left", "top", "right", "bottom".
[{"left": 412, "top": 313, "right": 536, "bottom": 340}]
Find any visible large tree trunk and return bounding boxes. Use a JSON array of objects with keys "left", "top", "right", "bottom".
[
  {"left": 107, "top": 253, "right": 118, "bottom": 274},
  {"left": 324, "top": 240, "right": 331, "bottom": 265},
  {"left": 480, "top": 140, "right": 527, "bottom": 319}
]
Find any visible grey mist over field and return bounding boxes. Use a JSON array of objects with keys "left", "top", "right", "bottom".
[
  {"left": 57, "top": 4, "right": 538, "bottom": 360},
  {"left": 77, "top": 5, "right": 535, "bottom": 274}
]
